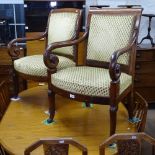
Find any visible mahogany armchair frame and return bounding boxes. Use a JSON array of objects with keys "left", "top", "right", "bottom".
[{"left": 44, "top": 8, "right": 142, "bottom": 136}]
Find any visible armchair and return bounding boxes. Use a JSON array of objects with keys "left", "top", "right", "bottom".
[
  {"left": 44, "top": 8, "right": 142, "bottom": 136},
  {"left": 8, "top": 8, "right": 82, "bottom": 100}
]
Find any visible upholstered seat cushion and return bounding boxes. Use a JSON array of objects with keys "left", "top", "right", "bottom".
[
  {"left": 51, "top": 66, "right": 132, "bottom": 97},
  {"left": 14, "top": 55, "right": 75, "bottom": 77}
]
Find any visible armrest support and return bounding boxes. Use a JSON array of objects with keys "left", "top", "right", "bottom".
[
  {"left": 8, "top": 31, "right": 47, "bottom": 60},
  {"left": 43, "top": 32, "right": 88, "bottom": 70},
  {"left": 109, "top": 31, "right": 137, "bottom": 82}
]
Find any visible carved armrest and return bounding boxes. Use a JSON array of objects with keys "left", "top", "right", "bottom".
[
  {"left": 109, "top": 28, "right": 138, "bottom": 82},
  {"left": 43, "top": 32, "right": 88, "bottom": 71},
  {"left": 109, "top": 40, "right": 136, "bottom": 82},
  {"left": 7, "top": 31, "right": 47, "bottom": 60}
]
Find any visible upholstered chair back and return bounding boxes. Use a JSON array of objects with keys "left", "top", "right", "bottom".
[
  {"left": 87, "top": 11, "right": 136, "bottom": 65},
  {"left": 47, "top": 10, "right": 80, "bottom": 57}
]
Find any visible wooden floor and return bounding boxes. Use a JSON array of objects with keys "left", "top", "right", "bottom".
[{"left": 0, "top": 85, "right": 137, "bottom": 155}]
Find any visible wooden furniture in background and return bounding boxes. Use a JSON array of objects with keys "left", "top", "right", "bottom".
[
  {"left": 0, "top": 47, "right": 12, "bottom": 88},
  {"left": 24, "top": 0, "right": 85, "bottom": 32},
  {"left": 99, "top": 132, "right": 155, "bottom": 155},
  {"left": 139, "top": 14, "right": 155, "bottom": 47},
  {"left": 135, "top": 46, "right": 155, "bottom": 104},
  {"left": 0, "top": 47, "right": 25, "bottom": 97},
  {"left": 24, "top": 138, "right": 88, "bottom": 155},
  {"left": 0, "top": 81, "right": 12, "bottom": 155},
  {"left": 0, "top": 81, "right": 10, "bottom": 121}
]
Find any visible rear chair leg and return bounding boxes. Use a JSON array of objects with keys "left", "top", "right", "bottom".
[
  {"left": 126, "top": 92, "right": 134, "bottom": 121},
  {"left": 11, "top": 69, "right": 20, "bottom": 101},
  {"left": 47, "top": 89, "right": 55, "bottom": 123}
]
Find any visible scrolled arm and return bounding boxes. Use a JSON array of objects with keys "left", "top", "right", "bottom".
[
  {"left": 109, "top": 37, "right": 136, "bottom": 82},
  {"left": 7, "top": 43, "right": 23, "bottom": 60},
  {"left": 46, "top": 31, "right": 88, "bottom": 50},
  {"left": 109, "top": 53, "right": 121, "bottom": 82},
  {"left": 8, "top": 31, "right": 47, "bottom": 59},
  {"left": 43, "top": 32, "right": 88, "bottom": 70},
  {"left": 43, "top": 50, "right": 59, "bottom": 70}
]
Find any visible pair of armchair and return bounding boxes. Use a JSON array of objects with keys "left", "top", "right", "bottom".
[{"left": 8, "top": 8, "right": 142, "bottom": 136}]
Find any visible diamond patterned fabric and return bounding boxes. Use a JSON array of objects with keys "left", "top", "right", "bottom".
[
  {"left": 48, "top": 12, "right": 78, "bottom": 56},
  {"left": 14, "top": 55, "right": 75, "bottom": 77},
  {"left": 87, "top": 14, "right": 134, "bottom": 65},
  {"left": 51, "top": 66, "right": 132, "bottom": 97}
]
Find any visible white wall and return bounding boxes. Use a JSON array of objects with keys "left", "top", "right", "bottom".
[
  {"left": 86, "top": 0, "right": 155, "bottom": 46},
  {"left": 0, "top": 0, "right": 24, "bottom": 4}
]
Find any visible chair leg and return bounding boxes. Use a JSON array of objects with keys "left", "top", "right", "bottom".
[
  {"left": 85, "top": 102, "right": 91, "bottom": 107},
  {"left": 23, "top": 79, "right": 27, "bottom": 90},
  {"left": 109, "top": 81, "right": 119, "bottom": 136},
  {"left": 47, "top": 89, "right": 55, "bottom": 123},
  {"left": 11, "top": 69, "right": 20, "bottom": 100},
  {"left": 125, "top": 92, "right": 134, "bottom": 120},
  {"left": 110, "top": 105, "right": 118, "bottom": 136}
]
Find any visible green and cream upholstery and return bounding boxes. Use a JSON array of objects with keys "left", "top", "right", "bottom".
[
  {"left": 87, "top": 14, "right": 134, "bottom": 65},
  {"left": 14, "top": 11, "right": 79, "bottom": 76},
  {"left": 52, "top": 66, "right": 132, "bottom": 97},
  {"left": 48, "top": 12, "right": 79, "bottom": 56},
  {"left": 50, "top": 13, "right": 135, "bottom": 97},
  {"left": 14, "top": 55, "right": 75, "bottom": 77}
]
